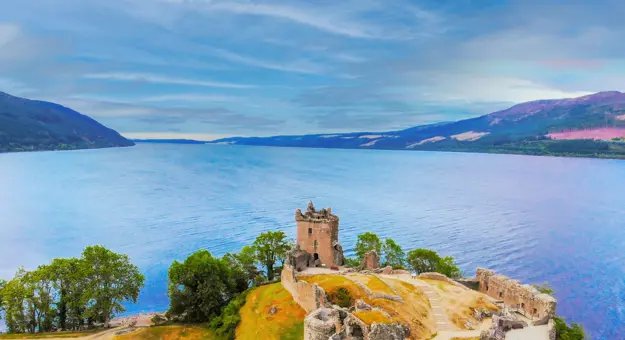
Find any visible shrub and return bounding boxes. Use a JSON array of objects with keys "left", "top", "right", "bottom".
[
  {"left": 328, "top": 287, "right": 354, "bottom": 308},
  {"left": 209, "top": 290, "right": 251, "bottom": 340},
  {"left": 554, "top": 316, "right": 586, "bottom": 340},
  {"left": 151, "top": 314, "right": 166, "bottom": 325},
  {"left": 344, "top": 257, "right": 360, "bottom": 268}
]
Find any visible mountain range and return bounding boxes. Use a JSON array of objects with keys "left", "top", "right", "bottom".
[
  {"left": 0, "top": 91, "right": 133, "bottom": 153},
  {"left": 212, "top": 91, "right": 625, "bottom": 159}
]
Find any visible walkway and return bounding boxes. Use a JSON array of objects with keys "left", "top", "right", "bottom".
[{"left": 382, "top": 274, "right": 455, "bottom": 332}]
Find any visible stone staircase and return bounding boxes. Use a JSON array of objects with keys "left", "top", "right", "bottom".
[{"left": 388, "top": 275, "right": 455, "bottom": 332}]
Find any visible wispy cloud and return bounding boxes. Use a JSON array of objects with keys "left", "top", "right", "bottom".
[
  {"left": 83, "top": 73, "right": 256, "bottom": 89},
  {"left": 136, "top": 93, "right": 241, "bottom": 103},
  {"left": 168, "top": 1, "right": 384, "bottom": 39},
  {"left": 211, "top": 48, "right": 325, "bottom": 74}
]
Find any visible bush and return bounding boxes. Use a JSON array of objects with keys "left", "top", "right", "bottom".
[
  {"left": 209, "top": 290, "right": 251, "bottom": 340},
  {"left": 532, "top": 283, "right": 555, "bottom": 295},
  {"left": 328, "top": 287, "right": 353, "bottom": 308},
  {"left": 151, "top": 314, "right": 167, "bottom": 325},
  {"left": 343, "top": 257, "right": 360, "bottom": 268},
  {"left": 554, "top": 316, "right": 586, "bottom": 340}
]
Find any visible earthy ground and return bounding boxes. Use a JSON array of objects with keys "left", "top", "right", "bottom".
[
  {"left": 0, "top": 328, "right": 124, "bottom": 340},
  {"left": 114, "top": 325, "right": 214, "bottom": 340},
  {"left": 236, "top": 282, "right": 307, "bottom": 340},
  {"left": 421, "top": 278, "right": 498, "bottom": 330}
]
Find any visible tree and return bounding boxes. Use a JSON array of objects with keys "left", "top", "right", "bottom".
[
  {"left": 49, "top": 258, "right": 85, "bottom": 331},
  {"left": 437, "top": 256, "right": 461, "bottom": 279},
  {"left": 354, "top": 232, "right": 382, "bottom": 259},
  {"left": 0, "top": 279, "right": 6, "bottom": 320},
  {"left": 167, "top": 250, "right": 245, "bottom": 322},
  {"left": 381, "top": 238, "right": 405, "bottom": 268},
  {"left": 252, "top": 231, "right": 289, "bottom": 281},
  {"left": 406, "top": 248, "right": 440, "bottom": 274},
  {"left": 1, "top": 268, "right": 28, "bottom": 333},
  {"left": 81, "top": 245, "right": 145, "bottom": 327}
]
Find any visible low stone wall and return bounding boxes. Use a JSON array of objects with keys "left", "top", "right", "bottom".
[
  {"left": 281, "top": 264, "right": 328, "bottom": 313},
  {"left": 476, "top": 268, "right": 556, "bottom": 320},
  {"left": 418, "top": 272, "right": 471, "bottom": 291}
]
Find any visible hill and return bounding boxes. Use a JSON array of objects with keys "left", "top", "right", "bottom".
[
  {"left": 211, "top": 91, "right": 625, "bottom": 159},
  {"left": 0, "top": 91, "right": 134, "bottom": 153}
]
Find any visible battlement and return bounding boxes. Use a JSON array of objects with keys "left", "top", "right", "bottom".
[{"left": 295, "top": 200, "right": 339, "bottom": 223}]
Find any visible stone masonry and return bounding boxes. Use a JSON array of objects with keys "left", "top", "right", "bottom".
[
  {"left": 362, "top": 250, "right": 380, "bottom": 270},
  {"left": 476, "top": 268, "right": 557, "bottom": 320},
  {"left": 296, "top": 201, "right": 345, "bottom": 267}
]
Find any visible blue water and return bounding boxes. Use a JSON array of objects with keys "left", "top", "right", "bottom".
[{"left": 1, "top": 143, "right": 624, "bottom": 338}]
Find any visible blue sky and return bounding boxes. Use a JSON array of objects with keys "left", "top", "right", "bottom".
[{"left": 1, "top": 0, "right": 623, "bottom": 140}]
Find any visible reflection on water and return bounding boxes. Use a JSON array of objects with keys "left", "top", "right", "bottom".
[{"left": 0, "top": 143, "right": 624, "bottom": 338}]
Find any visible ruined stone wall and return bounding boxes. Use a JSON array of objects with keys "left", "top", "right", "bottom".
[
  {"left": 476, "top": 268, "right": 557, "bottom": 319},
  {"left": 281, "top": 265, "right": 328, "bottom": 313},
  {"left": 418, "top": 272, "right": 470, "bottom": 291}
]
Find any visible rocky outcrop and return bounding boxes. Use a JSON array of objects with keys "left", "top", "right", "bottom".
[
  {"left": 304, "top": 308, "right": 341, "bottom": 340},
  {"left": 369, "top": 323, "right": 410, "bottom": 340}
]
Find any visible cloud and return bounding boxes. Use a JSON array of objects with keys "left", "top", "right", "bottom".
[
  {"left": 166, "top": 0, "right": 394, "bottom": 39},
  {"left": 48, "top": 97, "right": 283, "bottom": 134},
  {"left": 210, "top": 48, "right": 325, "bottom": 74},
  {"left": 0, "top": 23, "right": 20, "bottom": 48},
  {"left": 83, "top": 73, "right": 255, "bottom": 89},
  {"left": 136, "top": 94, "right": 241, "bottom": 103}
]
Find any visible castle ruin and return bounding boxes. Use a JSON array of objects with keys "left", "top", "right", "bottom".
[{"left": 294, "top": 201, "right": 345, "bottom": 268}]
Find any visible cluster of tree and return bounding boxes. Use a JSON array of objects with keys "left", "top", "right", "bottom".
[
  {"left": 0, "top": 246, "right": 144, "bottom": 334},
  {"left": 165, "top": 230, "right": 291, "bottom": 338},
  {"left": 350, "top": 232, "right": 462, "bottom": 278}
]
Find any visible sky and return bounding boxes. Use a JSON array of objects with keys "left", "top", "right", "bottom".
[{"left": 1, "top": 0, "right": 623, "bottom": 141}]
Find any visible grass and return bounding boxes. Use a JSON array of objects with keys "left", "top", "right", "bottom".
[
  {"left": 236, "top": 282, "right": 307, "bottom": 340},
  {"left": 347, "top": 274, "right": 395, "bottom": 295},
  {"left": 352, "top": 310, "right": 391, "bottom": 325},
  {"left": 303, "top": 275, "right": 367, "bottom": 301},
  {"left": 451, "top": 338, "right": 479, "bottom": 340},
  {"left": 114, "top": 325, "right": 214, "bottom": 340},
  {"left": 0, "top": 330, "right": 101, "bottom": 339}
]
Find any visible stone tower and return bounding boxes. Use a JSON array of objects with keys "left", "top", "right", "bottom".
[{"left": 295, "top": 201, "right": 345, "bottom": 267}]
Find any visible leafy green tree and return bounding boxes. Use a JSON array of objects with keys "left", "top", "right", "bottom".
[
  {"left": 81, "top": 245, "right": 145, "bottom": 327},
  {"left": 2, "top": 268, "right": 28, "bottom": 333},
  {"left": 554, "top": 316, "right": 586, "bottom": 340},
  {"left": 436, "top": 256, "right": 461, "bottom": 279},
  {"left": 343, "top": 257, "right": 361, "bottom": 268},
  {"left": 223, "top": 246, "right": 260, "bottom": 287},
  {"left": 354, "top": 232, "right": 382, "bottom": 259},
  {"left": 252, "top": 231, "right": 289, "bottom": 281},
  {"left": 381, "top": 238, "right": 405, "bottom": 268},
  {"left": 49, "top": 258, "right": 85, "bottom": 331},
  {"left": 406, "top": 248, "right": 441, "bottom": 274},
  {"left": 26, "top": 266, "right": 57, "bottom": 332},
  {"left": 167, "top": 250, "right": 245, "bottom": 322},
  {"left": 0, "top": 279, "right": 6, "bottom": 320}
]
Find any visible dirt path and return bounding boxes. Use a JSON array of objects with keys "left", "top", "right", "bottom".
[{"left": 14, "top": 327, "right": 127, "bottom": 340}]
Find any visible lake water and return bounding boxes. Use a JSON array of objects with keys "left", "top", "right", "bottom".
[{"left": 1, "top": 143, "right": 624, "bottom": 338}]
